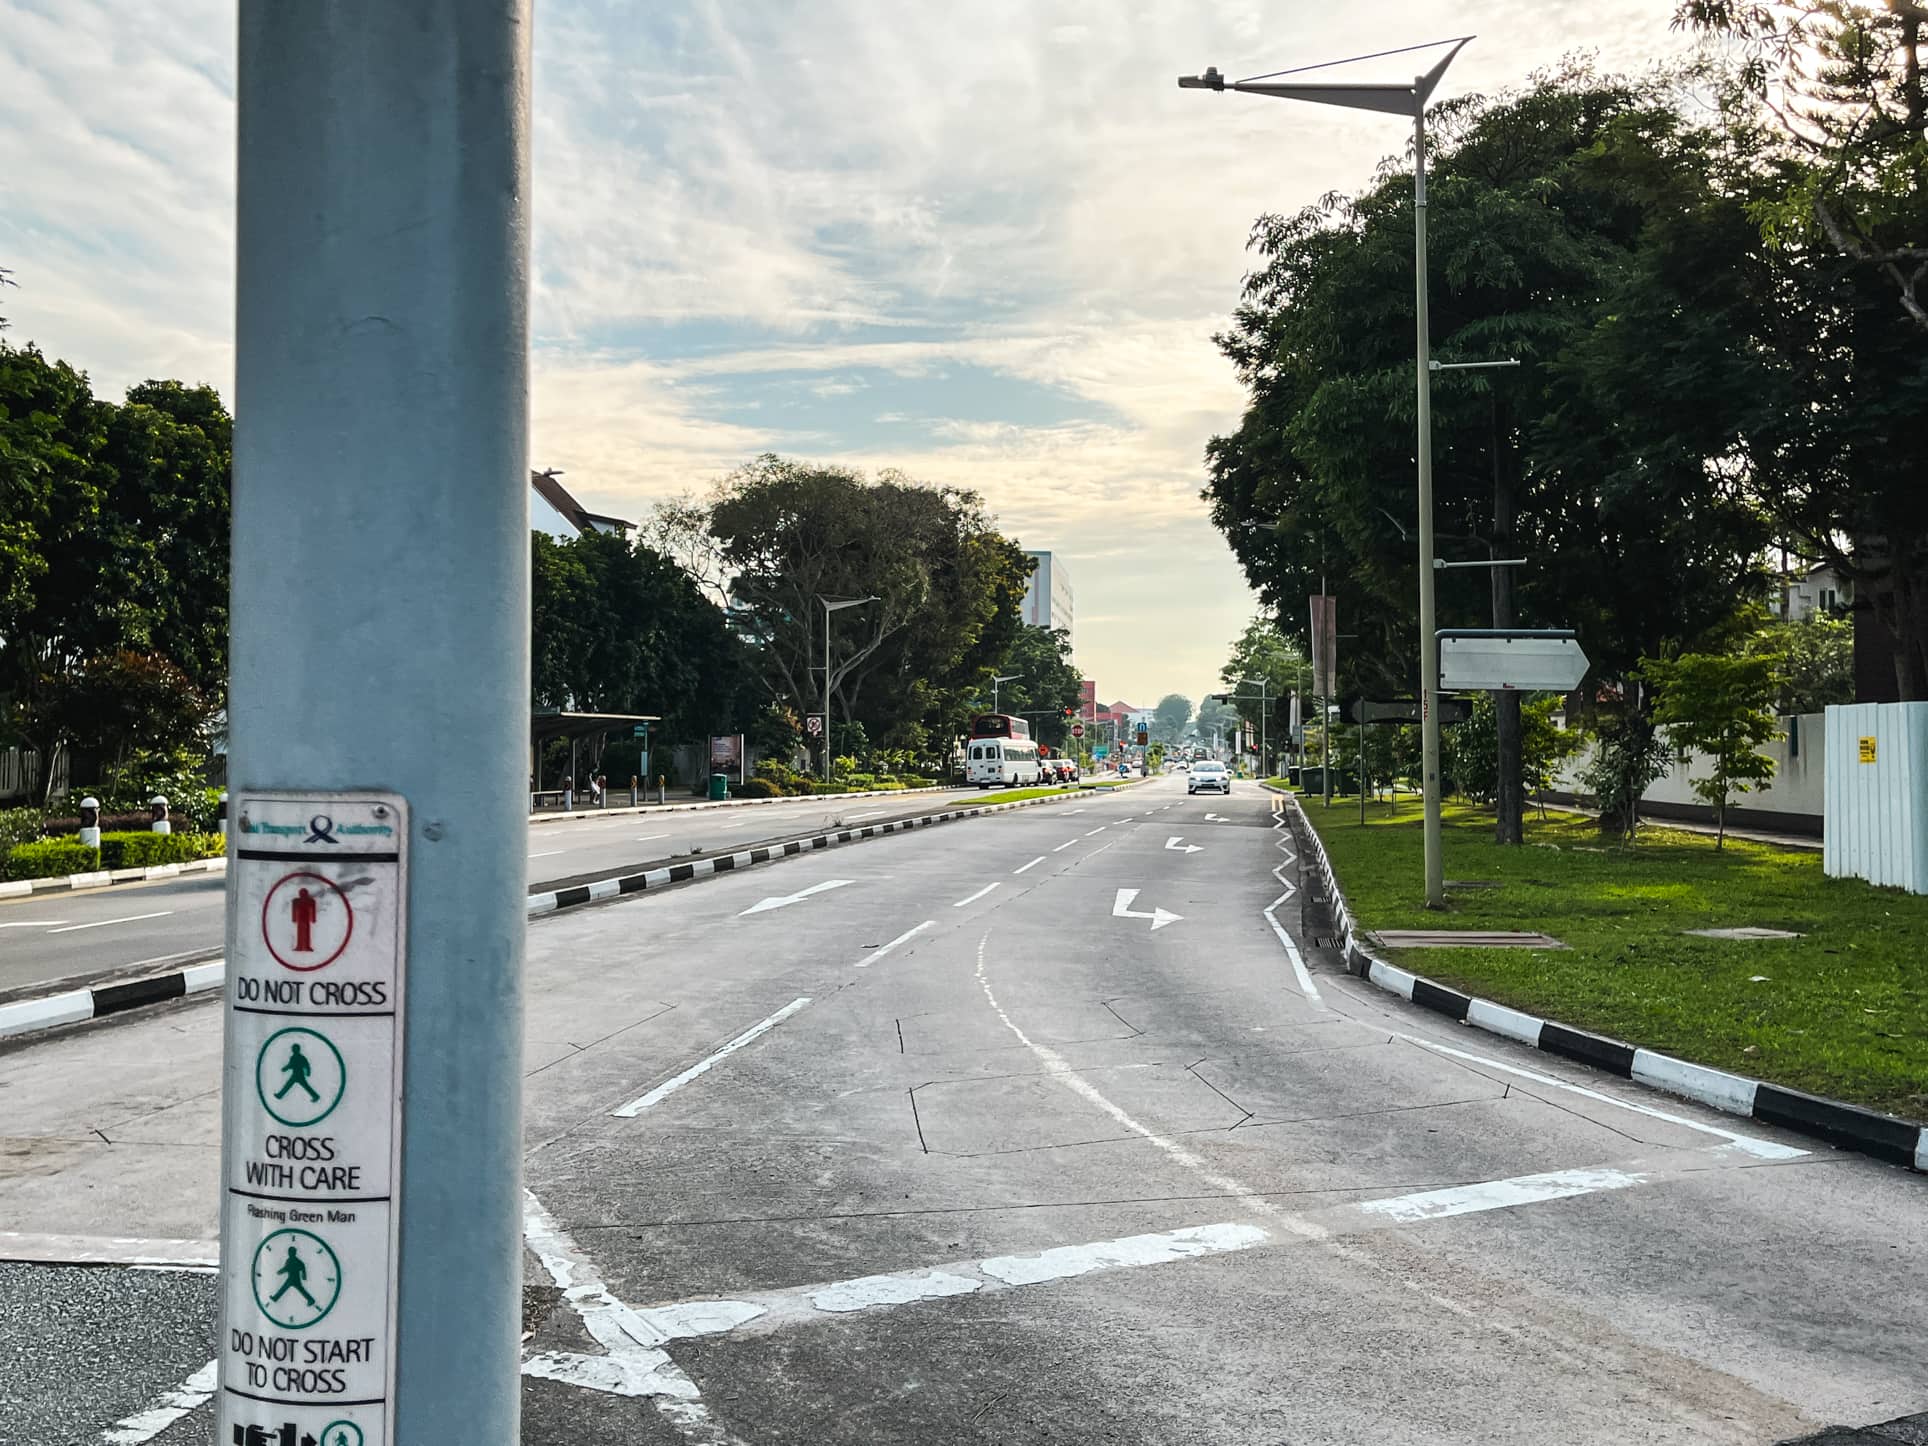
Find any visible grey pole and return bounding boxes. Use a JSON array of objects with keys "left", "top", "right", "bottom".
[
  {"left": 228, "top": 5, "right": 529, "bottom": 1444},
  {"left": 821, "top": 598, "right": 832, "bottom": 783},
  {"left": 1414, "top": 91, "right": 1445, "bottom": 907}
]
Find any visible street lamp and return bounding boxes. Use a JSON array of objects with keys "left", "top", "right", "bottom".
[
  {"left": 818, "top": 595, "right": 877, "bottom": 782},
  {"left": 1181, "top": 37, "right": 1471, "bottom": 908},
  {"left": 990, "top": 673, "right": 1021, "bottom": 714}
]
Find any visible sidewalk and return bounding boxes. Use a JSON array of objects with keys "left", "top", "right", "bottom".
[{"left": 1542, "top": 802, "right": 1821, "bottom": 852}]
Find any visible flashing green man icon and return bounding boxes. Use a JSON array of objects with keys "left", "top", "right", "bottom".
[
  {"left": 274, "top": 1041, "right": 321, "bottom": 1103},
  {"left": 269, "top": 1241, "right": 317, "bottom": 1309}
]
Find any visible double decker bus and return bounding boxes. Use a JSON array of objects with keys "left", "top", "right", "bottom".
[{"left": 965, "top": 713, "right": 1042, "bottom": 787}]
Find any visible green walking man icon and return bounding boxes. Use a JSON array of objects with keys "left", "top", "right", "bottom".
[
  {"left": 273, "top": 1041, "right": 321, "bottom": 1103},
  {"left": 269, "top": 1241, "right": 316, "bottom": 1309}
]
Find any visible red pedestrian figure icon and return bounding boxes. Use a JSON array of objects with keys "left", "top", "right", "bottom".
[{"left": 292, "top": 887, "right": 318, "bottom": 953}]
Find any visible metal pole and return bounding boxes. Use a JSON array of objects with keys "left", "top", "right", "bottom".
[
  {"left": 821, "top": 599, "right": 832, "bottom": 782},
  {"left": 1415, "top": 90, "right": 1445, "bottom": 907},
  {"left": 226, "top": 6, "right": 529, "bottom": 1444}
]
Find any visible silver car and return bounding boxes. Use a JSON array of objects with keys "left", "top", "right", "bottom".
[{"left": 1187, "top": 760, "right": 1231, "bottom": 795}]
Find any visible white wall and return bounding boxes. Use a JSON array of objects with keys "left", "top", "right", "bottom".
[{"left": 1552, "top": 711, "right": 1827, "bottom": 820}]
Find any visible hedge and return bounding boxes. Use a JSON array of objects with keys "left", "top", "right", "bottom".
[
  {"left": 97, "top": 831, "right": 226, "bottom": 869},
  {"left": 6, "top": 837, "right": 101, "bottom": 880}
]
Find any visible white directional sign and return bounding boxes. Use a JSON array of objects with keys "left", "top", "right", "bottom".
[
  {"left": 1112, "top": 888, "right": 1182, "bottom": 931},
  {"left": 738, "top": 878, "right": 852, "bottom": 916},
  {"left": 219, "top": 793, "right": 406, "bottom": 1446},
  {"left": 1163, "top": 836, "right": 1203, "bottom": 854},
  {"left": 1438, "top": 632, "right": 1589, "bottom": 692}
]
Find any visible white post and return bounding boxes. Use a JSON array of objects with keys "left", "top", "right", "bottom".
[{"left": 1415, "top": 94, "right": 1445, "bottom": 907}]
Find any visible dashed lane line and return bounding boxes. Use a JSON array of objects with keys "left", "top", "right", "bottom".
[
  {"left": 610, "top": 997, "right": 813, "bottom": 1118},
  {"left": 953, "top": 883, "right": 1000, "bottom": 908},
  {"left": 1012, "top": 855, "right": 1046, "bottom": 875},
  {"left": 855, "top": 920, "right": 933, "bottom": 969},
  {"left": 48, "top": 910, "right": 173, "bottom": 934}
]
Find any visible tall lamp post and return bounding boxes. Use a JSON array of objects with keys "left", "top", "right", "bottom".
[
  {"left": 818, "top": 595, "right": 877, "bottom": 782},
  {"left": 991, "top": 673, "right": 1021, "bottom": 714},
  {"left": 1239, "top": 675, "right": 1272, "bottom": 778},
  {"left": 1182, "top": 36, "right": 1470, "bottom": 907}
]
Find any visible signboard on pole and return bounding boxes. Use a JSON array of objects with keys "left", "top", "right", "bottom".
[
  {"left": 804, "top": 714, "right": 824, "bottom": 738},
  {"left": 709, "top": 734, "right": 745, "bottom": 781},
  {"left": 1437, "top": 631, "right": 1588, "bottom": 693},
  {"left": 1309, "top": 594, "right": 1337, "bottom": 697},
  {"left": 220, "top": 792, "right": 406, "bottom": 1446},
  {"left": 1070, "top": 722, "right": 1085, "bottom": 739},
  {"left": 1347, "top": 696, "right": 1473, "bottom": 726}
]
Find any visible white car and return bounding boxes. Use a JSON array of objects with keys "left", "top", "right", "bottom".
[{"left": 1187, "top": 760, "right": 1231, "bottom": 795}]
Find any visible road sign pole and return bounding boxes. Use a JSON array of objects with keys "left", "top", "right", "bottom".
[
  {"left": 227, "top": 5, "right": 530, "bottom": 1444},
  {"left": 1414, "top": 93, "right": 1446, "bottom": 908}
]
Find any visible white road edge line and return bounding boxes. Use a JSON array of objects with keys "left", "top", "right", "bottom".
[
  {"left": 1263, "top": 894, "right": 1322, "bottom": 1005},
  {"left": 99, "top": 1360, "right": 218, "bottom": 1445},
  {"left": 611, "top": 998, "right": 813, "bottom": 1118},
  {"left": 855, "top": 920, "right": 933, "bottom": 969},
  {"left": 1012, "top": 855, "right": 1047, "bottom": 875},
  {"left": 48, "top": 910, "right": 173, "bottom": 934},
  {"left": 952, "top": 882, "right": 999, "bottom": 908}
]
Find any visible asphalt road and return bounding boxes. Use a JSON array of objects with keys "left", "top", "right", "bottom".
[
  {"left": 0, "top": 786, "right": 989, "bottom": 998},
  {"left": 2, "top": 775, "right": 1923, "bottom": 1445}
]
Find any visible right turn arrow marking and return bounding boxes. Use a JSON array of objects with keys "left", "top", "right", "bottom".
[
  {"left": 1163, "top": 837, "right": 1203, "bottom": 854},
  {"left": 1112, "top": 888, "right": 1183, "bottom": 931}
]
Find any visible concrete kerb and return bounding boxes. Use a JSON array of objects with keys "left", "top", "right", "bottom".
[
  {"left": 0, "top": 854, "right": 227, "bottom": 898},
  {"left": 0, "top": 957, "right": 225, "bottom": 1042},
  {"left": 528, "top": 783, "right": 956, "bottom": 826},
  {"left": 1266, "top": 784, "right": 1927, "bottom": 1175},
  {"left": 525, "top": 784, "right": 1130, "bottom": 917}
]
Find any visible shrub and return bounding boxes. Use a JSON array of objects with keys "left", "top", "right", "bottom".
[
  {"left": 43, "top": 809, "right": 153, "bottom": 836},
  {"left": 839, "top": 773, "right": 877, "bottom": 792},
  {"left": 810, "top": 781, "right": 846, "bottom": 795},
  {"left": 737, "top": 778, "right": 781, "bottom": 799},
  {"left": 6, "top": 837, "right": 100, "bottom": 880},
  {"left": 0, "top": 807, "right": 44, "bottom": 850},
  {"left": 899, "top": 776, "right": 937, "bottom": 788},
  {"left": 97, "top": 831, "right": 226, "bottom": 869}
]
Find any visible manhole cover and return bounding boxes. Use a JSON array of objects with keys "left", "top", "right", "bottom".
[
  {"left": 1684, "top": 926, "right": 1805, "bottom": 941},
  {"left": 1372, "top": 930, "right": 1565, "bottom": 949}
]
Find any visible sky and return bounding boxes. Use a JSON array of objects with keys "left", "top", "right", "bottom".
[{"left": 1, "top": 0, "right": 1687, "bottom": 707}]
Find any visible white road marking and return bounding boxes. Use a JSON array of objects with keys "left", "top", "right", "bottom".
[
  {"left": 521, "top": 1191, "right": 743, "bottom": 1442},
  {"left": 99, "top": 1360, "right": 218, "bottom": 1444},
  {"left": 634, "top": 832, "right": 670, "bottom": 841},
  {"left": 845, "top": 809, "right": 886, "bottom": 820},
  {"left": 611, "top": 998, "right": 813, "bottom": 1117},
  {"left": 1084, "top": 825, "right": 1107, "bottom": 835},
  {"left": 953, "top": 882, "right": 999, "bottom": 908},
  {"left": 0, "top": 919, "right": 67, "bottom": 927},
  {"left": 1012, "top": 855, "right": 1047, "bottom": 875},
  {"left": 528, "top": 849, "right": 565, "bottom": 858},
  {"left": 0, "top": 1232, "right": 216, "bottom": 1269},
  {"left": 48, "top": 910, "right": 173, "bottom": 934},
  {"left": 1163, "top": 836, "right": 1202, "bottom": 854},
  {"left": 737, "top": 878, "right": 852, "bottom": 916},
  {"left": 855, "top": 920, "right": 933, "bottom": 969},
  {"left": 1388, "top": 1031, "right": 1807, "bottom": 1159},
  {"left": 1111, "top": 888, "right": 1182, "bottom": 931},
  {"left": 1052, "top": 839, "right": 1079, "bottom": 852},
  {"left": 1264, "top": 893, "right": 1322, "bottom": 1004},
  {"left": 1357, "top": 1167, "right": 1647, "bottom": 1224}
]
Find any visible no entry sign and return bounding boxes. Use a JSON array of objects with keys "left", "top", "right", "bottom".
[{"left": 220, "top": 793, "right": 407, "bottom": 1446}]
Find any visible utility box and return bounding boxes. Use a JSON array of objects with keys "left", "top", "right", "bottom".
[{"left": 1824, "top": 701, "right": 1928, "bottom": 894}]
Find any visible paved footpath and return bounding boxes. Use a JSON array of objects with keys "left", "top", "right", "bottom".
[{"left": 1, "top": 777, "right": 1922, "bottom": 1444}]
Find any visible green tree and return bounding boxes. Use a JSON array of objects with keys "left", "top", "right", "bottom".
[
  {"left": 1643, "top": 651, "right": 1782, "bottom": 848},
  {"left": 1194, "top": 695, "right": 1240, "bottom": 754},
  {"left": 49, "top": 650, "right": 213, "bottom": 794},
  {"left": 1151, "top": 693, "right": 1192, "bottom": 745},
  {"left": 981, "top": 625, "right": 1081, "bottom": 749},
  {"left": 705, "top": 455, "right": 1029, "bottom": 772},
  {"left": 1219, "top": 616, "right": 1305, "bottom": 767},
  {"left": 1749, "top": 614, "right": 1854, "bottom": 714}
]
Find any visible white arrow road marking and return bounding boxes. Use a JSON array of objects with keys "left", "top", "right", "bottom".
[
  {"left": 1111, "top": 888, "right": 1182, "bottom": 931},
  {"left": 1163, "top": 836, "right": 1203, "bottom": 854},
  {"left": 737, "top": 879, "right": 851, "bottom": 916},
  {"left": 611, "top": 997, "right": 813, "bottom": 1117}
]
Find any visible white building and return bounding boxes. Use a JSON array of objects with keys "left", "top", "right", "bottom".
[
  {"left": 1780, "top": 562, "right": 1849, "bottom": 623},
  {"left": 1021, "top": 550, "right": 1074, "bottom": 640}
]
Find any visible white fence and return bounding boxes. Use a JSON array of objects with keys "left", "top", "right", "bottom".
[
  {"left": 1551, "top": 710, "right": 1825, "bottom": 832},
  {"left": 0, "top": 746, "right": 69, "bottom": 805}
]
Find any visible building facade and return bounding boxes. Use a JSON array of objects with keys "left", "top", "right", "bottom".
[{"left": 1021, "top": 550, "right": 1074, "bottom": 640}]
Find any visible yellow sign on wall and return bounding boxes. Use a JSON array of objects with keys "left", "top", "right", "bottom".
[{"left": 1859, "top": 735, "right": 1878, "bottom": 764}]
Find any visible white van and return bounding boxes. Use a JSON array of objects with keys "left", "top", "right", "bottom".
[{"left": 966, "top": 736, "right": 1043, "bottom": 787}]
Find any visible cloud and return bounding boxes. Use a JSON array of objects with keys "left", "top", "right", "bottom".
[{"left": 3, "top": 0, "right": 1687, "bottom": 703}]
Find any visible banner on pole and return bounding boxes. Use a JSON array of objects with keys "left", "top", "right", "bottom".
[{"left": 1309, "top": 594, "right": 1337, "bottom": 697}]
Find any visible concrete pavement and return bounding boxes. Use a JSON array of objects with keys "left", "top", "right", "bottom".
[{"left": 1, "top": 776, "right": 1922, "bottom": 1444}]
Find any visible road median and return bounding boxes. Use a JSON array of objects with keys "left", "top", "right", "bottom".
[{"left": 1274, "top": 786, "right": 1926, "bottom": 1173}]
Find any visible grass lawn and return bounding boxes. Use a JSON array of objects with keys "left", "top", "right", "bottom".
[
  {"left": 974, "top": 786, "right": 1076, "bottom": 805},
  {"left": 1293, "top": 793, "right": 1927, "bottom": 1121}
]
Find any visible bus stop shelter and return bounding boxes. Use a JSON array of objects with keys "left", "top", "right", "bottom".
[{"left": 531, "top": 709, "right": 659, "bottom": 809}]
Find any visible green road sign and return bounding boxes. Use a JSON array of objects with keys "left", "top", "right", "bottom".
[
  {"left": 251, "top": 1227, "right": 342, "bottom": 1329},
  {"left": 255, "top": 1026, "right": 348, "bottom": 1128}
]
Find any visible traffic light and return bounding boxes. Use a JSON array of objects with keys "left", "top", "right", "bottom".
[{"left": 1060, "top": 705, "right": 1075, "bottom": 718}]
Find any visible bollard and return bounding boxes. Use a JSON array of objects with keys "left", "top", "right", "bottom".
[
  {"left": 656, "top": 774, "right": 666, "bottom": 805},
  {"left": 562, "top": 782, "right": 574, "bottom": 812},
  {"left": 78, "top": 796, "right": 101, "bottom": 851},
  {"left": 630, "top": 775, "right": 639, "bottom": 807},
  {"left": 150, "top": 794, "right": 171, "bottom": 836},
  {"left": 217, "top": 789, "right": 229, "bottom": 837}
]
